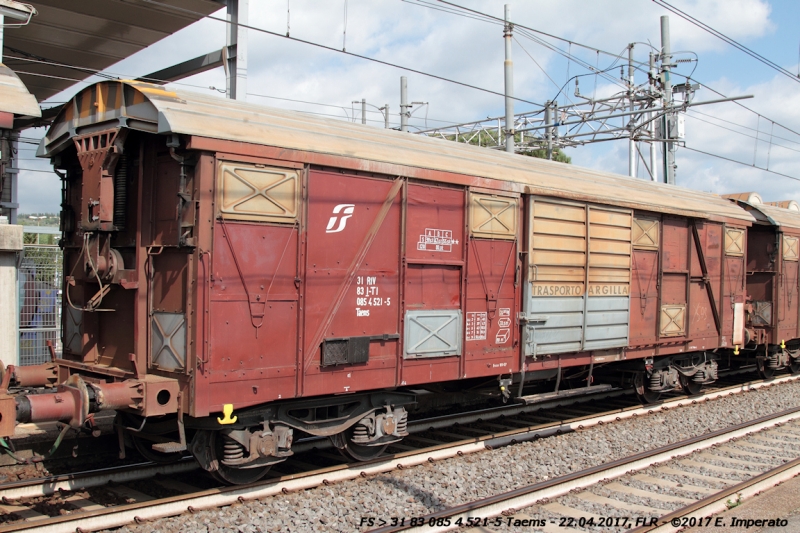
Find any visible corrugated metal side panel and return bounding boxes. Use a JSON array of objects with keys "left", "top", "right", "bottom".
[
  {"left": 585, "top": 206, "right": 631, "bottom": 350},
  {"left": 526, "top": 198, "right": 586, "bottom": 355},
  {"left": 525, "top": 297, "right": 583, "bottom": 354},
  {"left": 525, "top": 198, "right": 632, "bottom": 355},
  {"left": 530, "top": 199, "right": 586, "bottom": 284},
  {"left": 585, "top": 297, "right": 629, "bottom": 349}
]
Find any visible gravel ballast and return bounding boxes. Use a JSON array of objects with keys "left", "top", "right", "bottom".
[{"left": 115, "top": 380, "right": 800, "bottom": 533}]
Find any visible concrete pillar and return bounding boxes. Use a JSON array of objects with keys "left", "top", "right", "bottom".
[{"left": 0, "top": 223, "right": 22, "bottom": 368}]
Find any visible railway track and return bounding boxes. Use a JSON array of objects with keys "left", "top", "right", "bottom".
[
  {"left": 0, "top": 372, "right": 796, "bottom": 532},
  {"left": 367, "top": 408, "right": 800, "bottom": 533}
]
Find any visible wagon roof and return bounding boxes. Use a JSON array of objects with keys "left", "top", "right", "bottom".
[
  {"left": 0, "top": 64, "right": 40, "bottom": 118},
  {"left": 41, "top": 80, "right": 753, "bottom": 224},
  {"left": 734, "top": 201, "right": 800, "bottom": 231}
]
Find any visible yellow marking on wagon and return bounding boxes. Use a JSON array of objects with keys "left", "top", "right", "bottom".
[{"left": 217, "top": 404, "right": 238, "bottom": 425}]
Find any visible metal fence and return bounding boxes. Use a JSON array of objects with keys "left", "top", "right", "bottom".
[{"left": 19, "top": 245, "right": 62, "bottom": 366}]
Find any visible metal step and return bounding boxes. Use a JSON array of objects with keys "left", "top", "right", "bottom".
[{"left": 151, "top": 442, "right": 187, "bottom": 453}]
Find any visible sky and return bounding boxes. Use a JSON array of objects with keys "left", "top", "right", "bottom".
[{"left": 12, "top": 0, "right": 800, "bottom": 215}]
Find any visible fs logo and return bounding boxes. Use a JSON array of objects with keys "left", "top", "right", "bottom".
[{"left": 326, "top": 204, "right": 355, "bottom": 233}]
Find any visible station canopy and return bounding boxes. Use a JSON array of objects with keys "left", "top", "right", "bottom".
[{"left": 2, "top": 0, "right": 225, "bottom": 102}]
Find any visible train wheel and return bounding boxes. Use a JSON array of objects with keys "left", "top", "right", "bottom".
[
  {"left": 679, "top": 375, "right": 702, "bottom": 396},
  {"left": 333, "top": 425, "right": 388, "bottom": 462},
  {"left": 636, "top": 388, "right": 661, "bottom": 404},
  {"left": 757, "top": 360, "right": 776, "bottom": 380},
  {"left": 633, "top": 372, "right": 661, "bottom": 404},
  {"left": 790, "top": 360, "right": 800, "bottom": 375},
  {"left": 207, "top": 430, "right": 270, "bottom": 485}
]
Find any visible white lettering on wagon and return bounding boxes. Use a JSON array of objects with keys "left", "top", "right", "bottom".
[
  {"left": 466, "top": 312, "right": 487, "bottom": 341},
  {"left": 355, "top": 275, "right": 390, "bottom": 316},
  {"left": 417, "top": 228, "right": 458, "bottom": 252}
]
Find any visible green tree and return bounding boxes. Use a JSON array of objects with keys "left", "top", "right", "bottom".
[
  {"left": 519, "top": 147, "right": 572, "bottom": 164},
  {"left": 19, "top": 213, "right": 59, "bottom": 245}
]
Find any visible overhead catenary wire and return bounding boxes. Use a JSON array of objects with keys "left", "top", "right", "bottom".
[
  {"left": 6, "top": 54, "right": 468, "bottom": 130},
  {"left": 428, "top": 0, "right": 654, "bottom": 71},
  {"left": 415, "top": 0, "right": 800, "bottom": 144},
  {"left": 688, "top": 109, "right": 800, "bottom": 148},
  {"left": 402, "top": 0, "right": 497, "bottom": 24},
  {"left": 414, "top": 0, "right": 800, "bottom": 186},
  {"left": 515, "top": 27, "right": 630, "bottom": 92},
  {"left": 684, "top": 113, "right": 800, "bottom": 156},
  {"left": 408, "top": 0, "right": 688, "bottom": 117},
  {"left": 682, "top": 145, "right": 800, "bottom": 182},
  {"left": 652, "top": 0, "right": 800, "bottom": 84},
  {"left": 20, "top": 0, "right": 795, "bottom": 147},
  {"left": 686, "top": 77, "right": 800, "bottom": 139},
  {"left": 512, "top": 35, "right": 577, "bottom": 107},
  {"left": 2, "top": 45, "right": 118, "bottom": 81},
  {"left": 129, "top": 0, "right": 545, "bottom": 108},
  {"left": 9, "top": 0, "right": 800, "bottom": 190}
]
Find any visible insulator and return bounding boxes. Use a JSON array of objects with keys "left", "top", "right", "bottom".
[{"left": 222, "top": 435, "right": 245, "bottom": 462}]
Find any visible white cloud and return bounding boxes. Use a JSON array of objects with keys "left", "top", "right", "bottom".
[{"left": 18, "top": 0, "right": 794, "bottom": 214}]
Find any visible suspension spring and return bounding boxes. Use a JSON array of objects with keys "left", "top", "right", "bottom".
[
  {"left": 222, "top": 435, "right": 245, "bottom": 462},
  {"left": 352, "top": 423, "right": 370, "bottom": 439},
  {"left": 395, "top": 412, "right": 408, "bottom": 435}
]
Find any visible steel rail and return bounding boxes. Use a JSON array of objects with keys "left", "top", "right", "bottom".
[
  {"left": 0, "top": 459, "right": 198, "bottom": 501},
  {"left": 628, "top": 457, "right": 800, "bottom": 533},
  {"left": 0, "top": 374, "right": 795, "bottom": 532},
  {"left": 366, "top": 406, "right": 800, "bottom": 533},
  {"left": 0, "top": 388, "right": 629, "bottom": 500}
]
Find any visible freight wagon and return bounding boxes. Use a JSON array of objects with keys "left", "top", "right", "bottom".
[{"left": 0, "top": 80, "right": 797, "bottom": 484}]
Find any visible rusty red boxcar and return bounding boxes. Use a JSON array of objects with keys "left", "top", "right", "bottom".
[
  {"left": 724, "top": 193, "right": 800, "bottom": 376},
  {"left": 1, "top": 80, "right": 795, "bottom": 483}
]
